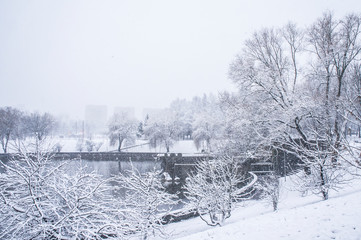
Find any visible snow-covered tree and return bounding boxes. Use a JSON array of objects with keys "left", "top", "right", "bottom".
[
  {"left": 24, "top": 112, "right": 57, "bottom": 141},
  {"left": 185, "top": 156, "right": 257, "bottom": 226},
  {"left": 287, "top": 137, "right": 348, "bottom": 200},
  {"left": 76, "top": 138, "right": 84, "bottom": 152},
  {"left": 169, "top": 98, "right": 194, "bottom": 139},
  {"left": 0, "top": 107, "right": 22, "bottom": 153},
  {"left": 108, "top": 113, "right": 137, "bottom": 152},
  {"left": 192, "top": 109, "right": 224, "bottom": 152},
  {"left": 0, "top": 143, "right": 124, "bottom": 239},
  {"left": 53, "top": 142, "right": 62, "bottom": 152},
  {"left": 115, "top": 164, "right": 178, "bottom": 239},
  {"left": 225, "top": 12, "right": 361, "bottom": 200},
  {"left": 307, "top": 12, "right": 361, "bottom": 163},
  {"left": 144, "top": 111, "right": 181, "bottom": 152},
  {"left": 256, "top": 172, "right": 281, "bottom": 211},
  {"left": 85, "top": 138, "right": 95, "bottom": 152},
  {"left": 137, "top": 122, "right": 144, "bottom": 138},
  {"left": 225, "top": 23, "right": 306, "bottom": 158}
]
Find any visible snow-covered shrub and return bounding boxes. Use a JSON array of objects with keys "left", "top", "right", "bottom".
[
  {"left": 143, "top": 111, "right": 182, "bottom": 153},
  {"left": 290, "top": 155, "right": 347, "bottom": 200},
  {"left": 0, "top": 145, "right": 127, "bottom": 239},
  {"left": 76, "top": 138, "right": 84, "bottom": 152},
  {"left": 85, "top": 139, "right": 95, "bottom": 152},
  {"left": 185, "top": 156, "right": 257, "bottom": 226},
  {"left": 256, "top": 172, "right": 281, "bottom": 211},
  {"left": 95, "top": 141, "right": 103, "bottom": 151},
  {"left": 53, "top": 142, "right": 62, "bottom": 152},
  {"left": 115, "top": 164, "right": 178, "bottom": 239}
]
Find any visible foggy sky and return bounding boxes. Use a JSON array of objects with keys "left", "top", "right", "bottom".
[{"left": 1, "top": 0, "right": 360, "bottom": 119}]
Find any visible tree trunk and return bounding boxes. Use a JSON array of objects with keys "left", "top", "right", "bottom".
[
  {"left": 1, "top": 138, "right": 8, "bottom": 153},
  {"left": 2, "top": 134, "right": 10, "bottom": 153},
  {"left": 118, "top": 136, "right": 123, "bottom": 152},
  {"left": 319, "top": 165, "right": 328, "bottom": 200},
  {"left": 1, "top": 144, "right": 6, "bottom": 153}
]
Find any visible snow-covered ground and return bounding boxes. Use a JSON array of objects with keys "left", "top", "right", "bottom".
[
  {"left": 2, "top": 137, "right": 199, "bottom": 154},
  {"left": 155, "top": 174, "right": 361, "bottom": 240}
]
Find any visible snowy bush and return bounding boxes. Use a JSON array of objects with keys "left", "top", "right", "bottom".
[
  {"left": 85, "top": 139, "right": 95, "bottom": 152},
  {"left": 0, "top": 145, "right": 129, "bottom": 239},
  {"left": 76, "top": 138, "right": 84, "bottom": 152},
  {"left": 114, "top": 164, "right": 178, "bottom": 240},
  {"left": 94, "top": 141, "right": 103, "bottom": 151},
  {"left": 53, "top": 142, "right": 62, "bottom": 152},
  {"left": 290, "top": 156, "right": 347, "bottom": 200},
  {"left": 256, "top": 172, "right": 281, "bottom": 211},
  {"left": 143, "top": 111, "right": 182, "bottom": 153},
  {"left": 185, "top": 156, "right": 257, "bottom": 226}
]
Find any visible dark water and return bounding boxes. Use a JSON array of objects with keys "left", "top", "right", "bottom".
[
  {"left": 0, "top": 158, "right": 161, "bottom": 176},
  {"left": 61, "top": 159, "right": 162, "bottom": 177}
]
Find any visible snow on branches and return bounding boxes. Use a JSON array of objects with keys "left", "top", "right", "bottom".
[{"left": 185, "top": 156, "right": 257, "bottom": 226}]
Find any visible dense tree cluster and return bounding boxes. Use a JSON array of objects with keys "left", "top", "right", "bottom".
[
  {"left": 0, "top": 107, "right": 57, "bottom": 153},
  {"left": 142, "top": 94, "right": 224, "bottom": 152},
  {"left": 225, "top": 12, "right": 361, "bottom": 199}
]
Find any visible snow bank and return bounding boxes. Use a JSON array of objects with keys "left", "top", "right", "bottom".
[{"left": 156, "top": 175, "right": 361, "bottom": 240}]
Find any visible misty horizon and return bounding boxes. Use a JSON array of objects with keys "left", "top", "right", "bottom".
[{"left": 1, "top": 0, "right": 361, "bottom": 119}]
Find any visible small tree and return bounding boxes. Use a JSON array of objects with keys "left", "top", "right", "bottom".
[
  {"left": 192, "top": 110, "right": 224, "bottom": 152},
  {"left": 94, "top": 141, "right": 103, "bottom": 151},
  {"left": 108, "top": 113, "right": 137, "bottom": 152},
  {"left": 115, "top": 164, "right": 177, "bottom": 240},
  {"left": 24, "top": 112, "right": 56, "bottom": 140},
  {"left": 185, "top": 157, "right": 257, "bottom": 226},
  {"left": 144, "top": 111, "right": 181, "bottom": 152},
  {"left": 289, "top": 138, "right": 347, "bottom": 200},
  {"left": 53, "top": 142, "right": 62, "bottom": 153},
  {"left": 85, "top": 139, "right": 95, "bottom": 152},
  {"left": 256, "top": 172, "right": 280, "bottom": 211},
  {"left": 137, "top": 122, "right": 144, "bottom": 138},
  {"left": 0, "top": 107, "right": 22, "bottom": 153},
  {"left": 76, "top": 138, "right": 84, "bottom": 152}
]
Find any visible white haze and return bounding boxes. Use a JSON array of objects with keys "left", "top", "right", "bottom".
[{"left": 0, "top": 0, "right": 360, "bottom": 119}]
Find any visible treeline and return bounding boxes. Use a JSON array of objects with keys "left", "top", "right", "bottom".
[
  {"left": 107, "top": 93, "right": 224, "bottom": 152},
  {"left": 0, "top": 107, "right": 57, "bottom": 153}
]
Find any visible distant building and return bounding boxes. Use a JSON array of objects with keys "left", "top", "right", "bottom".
[{"left": 84, "top": 105, "right": 108, "bottom": 135}]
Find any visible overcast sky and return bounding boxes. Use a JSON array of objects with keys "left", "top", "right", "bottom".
[{"left": 1, "top": 0, "right": 361, "bottom": 119}]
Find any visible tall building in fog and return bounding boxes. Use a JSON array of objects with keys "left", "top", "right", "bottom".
[{"left": 84, "top": 105, "right": 108, "bottom": 135}]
